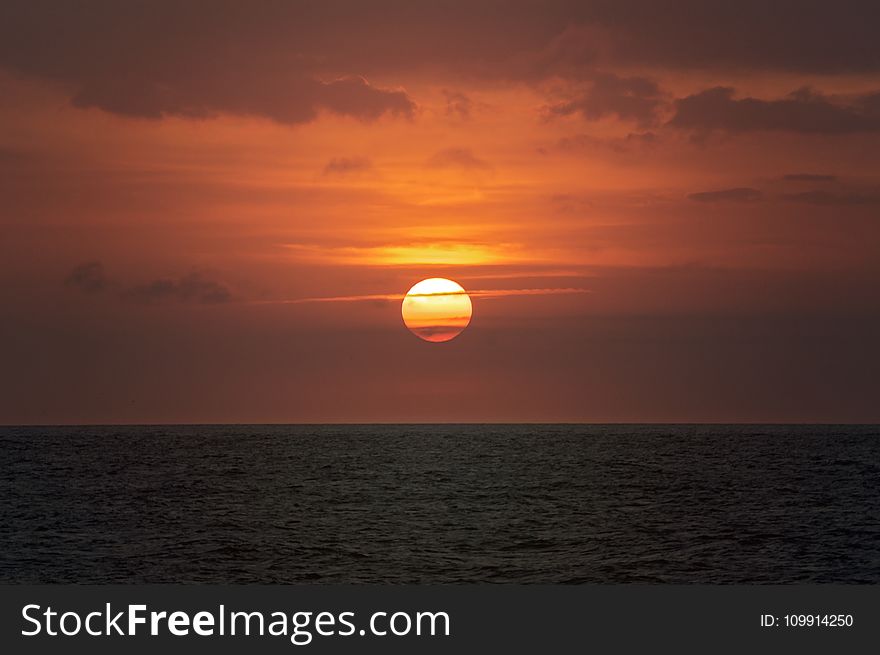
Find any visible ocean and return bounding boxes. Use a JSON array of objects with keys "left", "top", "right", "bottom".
[{"left": 1, "top": 424, "right": 878, "bottom": 583}]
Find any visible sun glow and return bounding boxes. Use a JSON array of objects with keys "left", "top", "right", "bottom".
[
  {"left": 401, "top": 278, "right": 473, "bottom": 342},
  {"left": 286, "top": 241, "right": 526, "bottom": 267}
]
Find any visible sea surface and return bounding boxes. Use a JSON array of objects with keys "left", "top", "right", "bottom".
[{"left": 0, "top": 424, "right": 878, "bottom": 583}]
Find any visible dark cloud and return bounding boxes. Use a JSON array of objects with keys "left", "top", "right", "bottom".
[
  {"left": 553, "top": 131, "right": 658, "bottom": 154},
  {"left": 65, "top": 261, "right": 106, "bottom": 293},
  {"left": 0, "top": 3, "right": 415, "bottom": 125},
  {"left": 3, "top": 1, "right": 879, "bottom": 129},
  {"left": 427, "top": 148, "right": 490, "bottom": 169},
  {"left": 67, "top": 72, "right": 415, "bottom": 125},
  {"left": 545, "top": 72, "right": 665, "bottom": 127},
  {"left": 783, "top": 173, "right": 837, "bottom": 182},
  {"left": 688, "top": 188, "right": 763, "bottom": 203},
  {"left": 585, "top": 1, "right": 880, "bottom": 75},
  {"left": 127, "top": 273, "right": 232, "bottom": 304},
  {"left": 443, "top": 90, "right": 474, "bottom": 119},
  {"left": 782, "top": 189, "right": 880, "bottom": 206},
  {"left": 65, "top": 263, "right": 233, "bottom": 303},
  {"left": 313, "top": 75, "right": 415, "bottom": 122},
  {"left": 323, "top": 156, "right": 372, "bottom": 175},
  {"left": 669, "top": 87, "right": 880, "bottom": 134}
]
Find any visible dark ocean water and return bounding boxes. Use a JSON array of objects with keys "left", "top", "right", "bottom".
[{"left": 0, "top": 424, "right": 878, "bottom": 584}]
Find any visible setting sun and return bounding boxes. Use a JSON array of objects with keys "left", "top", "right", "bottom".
[{"left": 401, "top": 278, "right": 473, "bottom": 343}]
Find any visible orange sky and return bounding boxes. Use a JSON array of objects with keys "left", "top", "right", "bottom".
[{"left": 1, "top": 1, "right": 879, "bottom": 423}]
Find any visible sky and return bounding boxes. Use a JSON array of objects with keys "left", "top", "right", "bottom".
[{"left": 1, "top": 0, "right": 879, "bottom": 423}]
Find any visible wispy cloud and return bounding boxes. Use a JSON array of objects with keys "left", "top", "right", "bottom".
[
  {"left": 323, "top": 156, "right": 372, "bottom": 175},
  {"left": 252, "top": 287, "right": 590, "bottom": 305},
  {"left": 443, "top": 90, "right": 474, "bottom": 119},
  {"left": 426, "top": 148, "right": 490, "bottom": 169},
  {"left": 782, "top": 173, "right": 837, "bottom": 182},
  {"left": 782, "top": 189, "right": 880, "bottom": 206},
  {"left": 688, "top": 187, "right": 763, "bottom": 203},
  {"left": 285, "top": 241, "right": 531, "bottom": 267},
  {"left": 126, "top": 273, "right": 232, "bottom": 304},
  {"left": 65, "top": 261, "right": 107, "bottom": 293}
]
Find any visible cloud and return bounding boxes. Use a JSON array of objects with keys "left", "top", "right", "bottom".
[
  {"left": 257, "top": 287, "right": 591, "bottom": 304},
  {"left": 545, "top": 72, "right": 665, "bottom": 127},
  {"left": 0, "top": 2, "right": 417, "bottom": 125},
  {"left": 3, "top": 2, "right": 880, "bottom": 107},
  {"left": 669, "top": 87, "right": 880, "bottom": 134},
  {"left": 314, "top": 75, "right": 415, "bottom": 122},
  {"left": 443, "top": 90, "right": 474, "bottom": 119},
  {"left": 688, "top": 188, "right": 763, "bottom": 203},
  {"left": 553, "top": 131, "right": 658, "bottom": 154},
  {"left": 68, "top": 73, "right": 415, "bottom": 125},
  {"left": 64, "top": 264, "right": 233, "bottom": 303},
  {"left": 323, "top": 156, "right": 372, "bottom": 175},
  {"left": 782, "top": 173, "right": 837, "bottom": 182},
  {"left": 577, "top": 2, "right": 880, "bottom": 75},
  {"left": 127, "top": 273, "right": 232, "bottom": 304},
  {"left": 3, "top": 2, "right": 880, "bottom": 132},
  {"left": 426, "top": 148, "right": 490, "bottom": 169},
  {"left": 65, "top": 261, "right": 106, "bottom": 293},
  {"left": 782, "top": 189, "right": 880, "bottom": 206}
]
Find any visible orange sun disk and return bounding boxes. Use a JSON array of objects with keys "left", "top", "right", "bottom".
[{"left": 401, "top": 278, "right": 473, "bottom": 342}]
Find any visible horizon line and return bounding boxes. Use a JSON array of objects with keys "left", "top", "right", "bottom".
[{"left": 2, "top": 421, "right": 877, "bottom": 428}]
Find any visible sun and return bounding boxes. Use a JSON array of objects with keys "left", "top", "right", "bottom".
[{"left": 401, "top": 278, "right": 473, "bottom": 342}]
